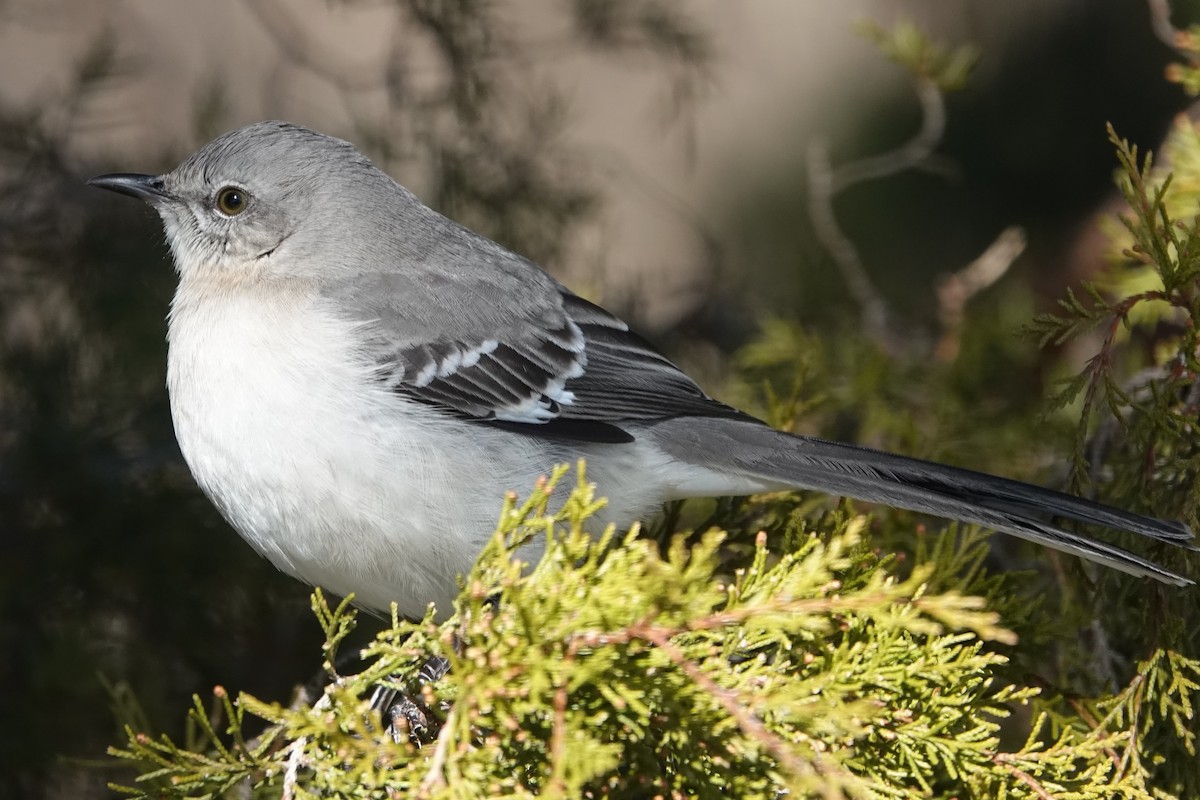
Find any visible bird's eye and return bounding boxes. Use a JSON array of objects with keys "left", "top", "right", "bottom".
[{"left": 215, "top": 186, "right": 249, "bottom": 216}]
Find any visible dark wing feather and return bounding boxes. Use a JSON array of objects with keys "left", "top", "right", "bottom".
[
  {"left": 377, "top": 321, "right": 585, "bottom": 424},
  {"left": 555, "top": 294, "right": 752, "bottom": 422},
  {"left": 365, "top": 288, "right": 750, "bottom": 441}
]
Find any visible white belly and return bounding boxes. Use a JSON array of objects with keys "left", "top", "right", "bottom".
[{"left": 164, "top": 279, "right": 675, "bottom": 618}]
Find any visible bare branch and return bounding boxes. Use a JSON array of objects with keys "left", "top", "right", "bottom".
[
  {"left": 636, "top": 624, "right": 842, "bottom": 794},
  {"left": 419, "top": 706, "right": 455, "bottom": 793},
  {"left": 992, "top": 755, "right": 1056, "bottom": 800},
  {"left": 807, "top": 77, "right": 948, "bottom": 345},
  {"left": 831, "top": 78, "right": 947, "bottom": 193},
  {"left": 806, "top": 138, "right": 890, "bottom": 342},
  {"left": 1147, "top": 0, "right": 1183, "bottom": 53},
  {"left": 934, "top": 225, "right": 1026, "bottom": 361},
  {"left": 280, "top": 691, "right": 330, "bottom": 800}
]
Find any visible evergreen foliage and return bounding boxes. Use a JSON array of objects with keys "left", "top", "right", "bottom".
[{"left": 107, "top": 467, "right": 1197, "bottom": 798}]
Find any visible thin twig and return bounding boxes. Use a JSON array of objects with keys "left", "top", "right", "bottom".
[
  {"left": 279, "top": 689, "right": 336, "bottom": 799},
  {"left": 1115, "top": 672, "right": 1147, "bottom": 780},
  {"left": 557, "top": 602, "right": 878, "bottom": 793},
  {"left": 1064, "top": 696, "right": 1123, "bottom": 770},
  {"left": 934, "top": 226, "right": 1026, "bottom": 361},
  {"left": 830, "top": 78, "right": 947, "bottom": 193},
  {"left": 280, "top": 736, "right": 305, "bottom": 800},
  {"left": 806, "top": 137, "right": 888, "bottom": 341},
  {"left": 1147, "top": 0, "right": 1184, "bottom": 53},
  {"left": 419, "top": 706, "right": 456, "bottom": 794},
  {"left": 807, "top": 77, "right": 948, "bottom": 344},
  {"left": 547, "top": 641, "right": 579, "bottom": 795},
  {"left": 637, "top": 624, "right": 839, "bottom": 793},
  {"left": 992, "top": 755, "right": 1056, "bottom": 800}
]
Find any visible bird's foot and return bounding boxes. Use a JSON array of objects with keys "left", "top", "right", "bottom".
[{"left": 370, "top": 654, "right": 452, "bottom": 745}]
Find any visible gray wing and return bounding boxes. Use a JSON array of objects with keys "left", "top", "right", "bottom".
[{"left": 322, "top": 249, "right": 750, "bottom": 442}]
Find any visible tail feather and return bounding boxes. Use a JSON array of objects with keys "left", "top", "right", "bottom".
[{"left": 648, "top": 418, "right": 1194, "bottom": 586}]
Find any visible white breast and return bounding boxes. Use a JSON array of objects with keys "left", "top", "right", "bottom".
[
  {"left": 164, "top": 277, "right": 712, "bottom": 619},
  {"left": 167, "top": 278, "right": 538, "bottom": 616}
]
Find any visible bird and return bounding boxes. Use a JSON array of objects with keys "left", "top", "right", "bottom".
[{"left": 88, "top": 120, "right": 1193, "bottom": 619}]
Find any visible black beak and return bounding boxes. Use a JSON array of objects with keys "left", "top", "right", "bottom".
[{"left": 87, "top": 173, "right": 170, "bottom": 203}]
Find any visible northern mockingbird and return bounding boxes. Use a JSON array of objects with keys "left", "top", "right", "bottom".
[{"left": 89, "top": 121, "right": 1193, "bottom": 618}]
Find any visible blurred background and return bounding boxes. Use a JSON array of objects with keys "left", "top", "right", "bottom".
[{"left": 1, "top": 0, "right": 1195, "bottom": 796}]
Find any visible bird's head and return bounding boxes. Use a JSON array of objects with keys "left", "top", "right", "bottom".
[{"left": 88, "top": 121, "right": 394, "bottom": 282}]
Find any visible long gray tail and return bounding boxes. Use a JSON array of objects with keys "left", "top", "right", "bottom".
[{"left": 647, "top": 417, "right": 1194, "bottom": 586}]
